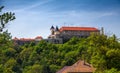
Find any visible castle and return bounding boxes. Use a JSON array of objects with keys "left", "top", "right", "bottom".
[
  {"left": 13, "top": 26, "right": 101, "bottom": 44},
  {"left": 13, "top": 36, "right": 43, "bottom": 45},
  {"left": 46, "top": 26, "right": 100, "bottom": 43}
]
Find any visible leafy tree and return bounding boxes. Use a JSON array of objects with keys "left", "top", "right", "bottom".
[
  {"left": 4, "top": 48, "right": 16, "bottom": 58},
  {"left": 0, "top": 6, "right": 16, "bottom": 73},
  {"left": 0, "top": 64, "right": 3, "bottom": 73},
  {"left": 103, "top": 68, "right": 120, "bottom": 73},
  {"left": 0, "top": 6, "right": 15, "bottom": 32},
  {"left": 106, "top": 49, "right": 120, "bottom": 69},
  {"left": 23, "top": 64, "right": 42, "bottom": 73}
]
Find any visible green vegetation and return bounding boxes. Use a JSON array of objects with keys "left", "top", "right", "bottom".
[
  {"left": 0, "top": 6, "right": 120, "bottom": 73},
  {"left": 1, "top": 34, "right": 120, "bottom": 73}
]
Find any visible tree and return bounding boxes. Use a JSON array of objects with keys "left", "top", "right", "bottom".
[
  {"left": 104, "top": 68, "right": 120, "bottom": 73},
  {"left": 0, "top": 6, "right": 15, "bottom": 32},
  {"left": 23, "top": 64, "right": 42, "bottom": 73},
  {"left": 0, "top": 6, "right": 15, "bottom": 49},
  {"left": 0, "top": 6, "right": 16, "bottom": 73},
  {"left": 4, "top": 58, "right": 17, "bottom": 73}
]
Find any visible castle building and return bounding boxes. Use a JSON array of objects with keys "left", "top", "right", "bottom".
[
  {"left": 13, "top": 36, "right": 43, "bottom": 45},
  {"left": 13, "top": 26, "right": 101, "bottom": 44},
  {"left": 47, "top": 26, "right": 100, "bottom": 43}
]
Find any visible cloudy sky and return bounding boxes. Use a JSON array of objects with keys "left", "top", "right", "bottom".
[{"left": 1, "top": 0, "right": 120, "bottom": 38}]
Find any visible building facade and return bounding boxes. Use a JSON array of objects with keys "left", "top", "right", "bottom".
[
  {"left": 47, "top": 26, "right": 100, "bottom": 43},
  {"left": 13, "top": 36, "right": 43, "bottom": 45},
  {"left": 13, "top": 26, "right": 101, "bottom": 44}
]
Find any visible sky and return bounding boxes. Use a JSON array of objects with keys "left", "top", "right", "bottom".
[{"left": 1, "top": 0, "right": 120, "bottom": 38}]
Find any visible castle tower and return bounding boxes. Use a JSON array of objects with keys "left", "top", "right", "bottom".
[
  {"left": 50, "top": 25, "right": 55, "bottom": 35},
  {"left": 55, "top": 26, "right": 59, "bottom": 31},
  {"left": 55, "top": 26, "right": 60, "bottom": 35},
  {"left": 54, "top": 26, "right": 60, "bottom": 38}
]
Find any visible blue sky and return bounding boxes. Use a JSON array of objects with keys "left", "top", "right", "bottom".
[{"left": 1, "top": 0, "right": 120, "bottom": 38}]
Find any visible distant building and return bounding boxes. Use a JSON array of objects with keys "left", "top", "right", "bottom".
[
  {"left": 13, "top": 36, "right": 43, "bottom": 45},
  {"left": 56, "top": 60, "right": 96, "bottom": 73},
  {"left": 13, "top": 26, "right": 101, "bottom": 44},
  {"left": 47, "top": 26, "right": 100, "bottom": 43}
]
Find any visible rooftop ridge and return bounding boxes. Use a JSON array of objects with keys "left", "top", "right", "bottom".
[
  {"left": 60, "top": 26, "right": 99, "bottom": 32},
  {"left": 13, "top": 36, "right": 43, "bottom": 41}
]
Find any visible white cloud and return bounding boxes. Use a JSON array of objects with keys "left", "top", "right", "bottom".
[{"left": 11, "top": 0, "right": 54, "bottom": 12}]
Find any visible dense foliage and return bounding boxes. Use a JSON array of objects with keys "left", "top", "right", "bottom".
[
  {"left": 1, "top": 34, "right": 120, "bottom": 73},
  {"left": 0, "top": 6, "right": 120, "bottom": 73}
]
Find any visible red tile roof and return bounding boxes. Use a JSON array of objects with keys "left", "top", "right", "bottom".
[
  {"left": 57, "top": 60, "right": 96, "bottom": 73},
  {"left": 56, "top": 66, "right": 70, "bottom": 73},
  {"left": 67, "top": 60, "right": 95, "bottom": 73},
  {"left": 13, "top": 36, "right": 43, "bottom": 41},
  {"left": 35, "top": 36, "right": 43, "bottom": 39},
  {"left": 19, "top": 38, "right": 34, "bottom": 41},
  {"left": 60, "top": 26, "right": 99, "bottom": 32}
]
